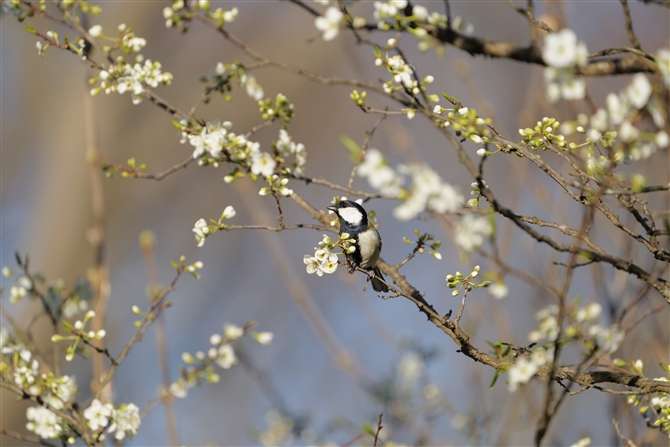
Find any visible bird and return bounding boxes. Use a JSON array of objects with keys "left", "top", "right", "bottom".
[{"left": 327, "top": 200, "right": 389, "bottom": 292}]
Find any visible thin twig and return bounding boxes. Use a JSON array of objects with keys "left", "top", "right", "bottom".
[
  {"left": 373, "top": 412, "right": 384, "bottom": 447},
  {"left": 619, "top": 0, "right": 642, "bottom": 50},
  {"left": 0, "top": 427, "right": 57, "bottom": 447}
]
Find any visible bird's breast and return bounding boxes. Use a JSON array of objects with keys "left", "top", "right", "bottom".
[{"left": 357, "top": 229, "right": 380, "bottom": 268}]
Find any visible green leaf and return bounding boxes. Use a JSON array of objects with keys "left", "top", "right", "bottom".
[
  {"left": 489, "top": 369, "right": 504, "bottom": 388},
  {"left": 340, "top": 135, "right": 363, "bottom": 164},
  {"left": 25, "top": 24, "right": 38, "bottom": 35},
  {"left": 361, "top": 423, "right": 375, "bottom": 436},
  {"left": 171, "top": 120, "right": 186, "bottom": 131}
]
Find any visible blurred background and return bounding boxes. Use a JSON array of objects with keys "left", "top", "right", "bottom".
[{"left": 2, "top": 1, "right": 669, "bottom": 445}]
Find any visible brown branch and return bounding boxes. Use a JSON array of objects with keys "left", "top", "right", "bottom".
[
  {"left": 0, "top": 427, "right": 57, "bottom": 447},
  {"left": 429, "top": 28, "right": 657, "bottom": 76},
  {"left": 0, "top": 382, "right": 80, "bottom": 427},
  {"left": 289, "top": 174, "right": 387, "bottom": 199},
  {"left": 373, "top": 412, "right": 384, "bottom": 447},
  {"left": 619, "top": 0, "right": 642, "bottom": 50},
  {"left": 93, "top": 267, "right": 185, "bottom": 400},
  {"left": 612, "top": 418, "right": 638, "bottom": 447},
  {"left": 347, "top": 114, "right": 387, "bottom": 190}
]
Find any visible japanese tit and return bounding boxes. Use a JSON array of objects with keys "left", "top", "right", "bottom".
[{"left": 327, "top": 200, "right": 389, "bottom": 293}]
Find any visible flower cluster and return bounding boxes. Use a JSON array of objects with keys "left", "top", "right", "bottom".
[
  {"left": 454, "top": 215, "right": 493, "bottom": 252},
  {"left": 51, "top": 310, "right": 106, "bottom": 361},
  {"left": 210, "top": 61, "right": 265, "bottom": 102},
  {"left": 83, "top": 399, "right": 141, "bottom": 440},
  {"left": 357, "top": 149, "right": 404, "bottom": 196},
  {"left": 446, "top": 265, "right": 491, "bottom": 297},
  {"left": 26, "top": 406, "right": 63, "bottom": 439},
  {"left": 519, "top": 116, "right": 569, "bottom": 151},
  {"left": 259, "top": 93, "right": 296, "bottom": 123},
  {"left": 315, "top": 6, "right": 343, "bottom": 41},
  {"left": 119, "top": 30, "right": 146, "bottom": 53},
  {"left": 377, "top": 54, "right": 424, "bottom": 96},
  {"left": 90, "top": 56, "right": 173, "bottom": 105},
  {"left": 373, "top": 0, "right": 408, "bottom": 30},
  {"left": 5, "top": 264, "right": 92, "bottom": 320},
  {"left": 8, "top": 274, "right": 32, "bottom": 303},
  {"left": 541, "top": 28, "right": 588, "bottom": 102},
  {"left": 434, "top": 105, "right": 493, "bottom": 143},
  {"left": 507, "top": 346, "right": 553, "bottom": 392},
  {"left": 274, "top": 129, "right": 306, "bottom": 176},
  {"left": 169, "top": 323, "right": 272, "bottom": 399},
  {"left": 393, "top": 164, "right": 463, "bottom": 221},
  {"left": 164, "top": 0, "right": 239, "bottom": 30},
  {"left": 192, "top": 205, "right": 236, "bottom": 247},
  {"left": 656, "top": 47, "right": 670, "bottom": 87},
  {"left": 488, "top": 281, "right": 509, "bottom": 299},
  {"left": 467, "top": 180, "right": 487, "bottom": 207},
  {"left": 303, "top": 234, "right": 345, "bottom": 277},
  {"left": 616, "top": 359, "right": 670, "bottom": 435},
  {"left": 560, "top": 73, "right": 667, "bottom": 163},
  {"left": 528, "top": 301, "right": 624, "bottom": 354},
  {"left": 258, "top": 175, "right": 294, "bottom": 198},
  {"left": 185, "top": 120, "right": 278, "bottom": 178},
  {"left": 2, "top": 331, "right": 81, "bottom": 440},
  {"left": 402, "top": 229, "right": 442, "bottom": 260}
]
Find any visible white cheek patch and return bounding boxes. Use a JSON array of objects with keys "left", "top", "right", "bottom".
[
  {"left": 338, "top": 207, "right": 363, "bottom": 226},
  {"left": 357, "top": 230, "right": 380, "bottom": 268}
]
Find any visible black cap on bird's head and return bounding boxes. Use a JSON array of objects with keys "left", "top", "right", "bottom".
[{"left": 327, "top": 200, "right": 368, "bottom": 228}]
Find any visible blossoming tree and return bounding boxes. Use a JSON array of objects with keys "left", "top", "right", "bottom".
[{"left": 2, "top": 0, "right": 669, "bottom": 445}]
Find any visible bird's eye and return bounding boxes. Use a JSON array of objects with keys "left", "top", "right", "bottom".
[{"left": 340, "top": 202, "right": 348, "bottom": 207}]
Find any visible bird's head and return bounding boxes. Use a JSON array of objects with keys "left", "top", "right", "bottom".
[{"left": 327, "top": 200, "right": 368, "bottom": 228}]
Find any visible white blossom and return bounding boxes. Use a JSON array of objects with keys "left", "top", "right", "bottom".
[
  {"left": 618, "top": 120, "right": 639, "bottom": 142},
  {"left": 253, "top": 332, "right": 274, "bottom": 345},
  {"left": 531, "top": 305, "right": 559, "bottom": 341},
  {"left": 189, "top": 121, "right": 227, "bottom": 159},
  {"left": 625, "top": 74, "right": 652, "bottom": 109},
  {"left": 121, "top": 34, "right": 146, "bottom": 53},
  {"left": 240, "top": 73, "right": 264, "bottom": 101},
  {"left": 45, "top": 375, "right": 78, "bottom": 410},
  {"left": 315, "top": 6, "right": 343, "bottom": 41},
  {"left": 192, "top": 218, "right": 209, "bottom": 247},
  {"left": 84, "top": 399, "right": 114, "bottom": 431},
  {"left": 250, "top": 151, "right": 276, "bottom": 178},
  {"left": 221, "top": 205, "right": 236, "bottom": 219},
  {"left": 320, "top": 253, "right": 339, "bottom": 274},
  {"left": 88, "top": 25, "right": 102, "bottom": 37},
  {"left": 399, "top": 352, "right": 423, "bottom": 382},
  {"left": 393, "top": 164, "right": 463, "bottom": 221},
  {"left": 588, "top": 324, "right": 624, "bottom": 353},
  {"left": 224, "top": 323, "right": 244, "bottom": 340},
  {"left": 373, "top": 0, "right": 407, "bottom": 28},
  {"left": 109, "top": 403, "right": 141, "bottom": 440},
  {"left": 508, "top": 357, "right": 538, "bottom": 392},
  {"left": 169, "top": 378, "right": 192, "bottom": 398},
  {"left": 357, "top": 149, "right": 404, "bottom": 196},
  {"left": 488, "top": 282, "right": 508, "bottom": 299},
  {"left": 215, "top": 344, "right": 237, "bottom": 369},
  {"left": 412, "top": 5, "right": 428, "bottom": 21},
  {"left": 606, "top": 93, "right": 626, "bottom": 126},
  {"left": 304, "top": 255, "right": 323, "bottom": 276},
  {"left": 655, "top": 47, "right": 670, "bottom": 87},
  {"left": 571, "top": 437, "right": 592, "bottom": 447},
  {"left": 454, "top": 215, "right": 493, "bottom": 252},
  {"left": 26, "top": 406, "right": 62, "bottom": 439},
  {"left": 543, "top": 29, "right": 582, "bottom": 68}
]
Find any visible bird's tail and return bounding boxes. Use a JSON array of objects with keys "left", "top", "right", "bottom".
[{"left": 371, "top": 267, "right": 389, "bottom": 293}]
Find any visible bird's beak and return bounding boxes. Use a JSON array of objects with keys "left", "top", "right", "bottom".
[{"left": 327, "top": 205, "right": 337, "bottom": 213}]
